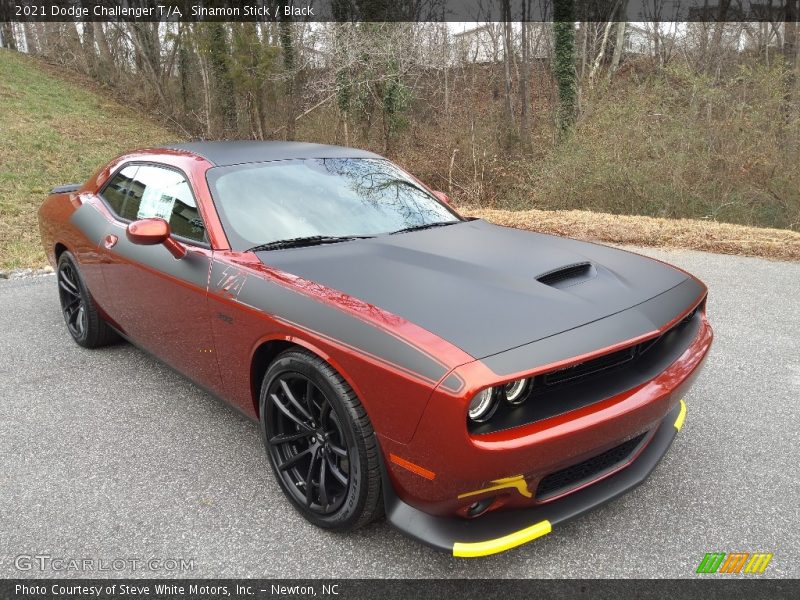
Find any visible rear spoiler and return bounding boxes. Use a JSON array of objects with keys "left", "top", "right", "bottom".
[{"left": 50, "top": 183, "right": 82, "bottom": 195}]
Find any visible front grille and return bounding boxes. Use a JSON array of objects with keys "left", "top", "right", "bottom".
[
  {"left": 469, "top": 299, "right": 704, "bottom": 435},
  {"left": 535, "top": 432, "right": 648, "bottom": 499},
  {"left": 544, "top": 346, "right": 636, "bottom": 385},
  {"left": 541, "top": 303, "right": 701, "bottom": 391}
]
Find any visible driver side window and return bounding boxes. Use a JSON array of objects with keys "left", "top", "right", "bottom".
[{"left": 102, "top": 164, "right": 207, "bottom": 244}]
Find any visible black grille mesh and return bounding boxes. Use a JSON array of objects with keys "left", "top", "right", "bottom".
[
  {"left": 544, "top": 346, "right": 636, "bottom": 385},
  {"left": 536, "top": 432, "right": 648, "bottom": 498},
  {"left": 541, "top": 305, "right": 700, "bottom": 390}
]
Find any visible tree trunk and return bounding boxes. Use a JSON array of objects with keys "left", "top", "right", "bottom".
[
  {"left": 33, "top": 23, "right": 48, "bottom": 55},
  {"left": 786, "top": 1, "right": 798, "bottom": 72},
  {"left": 588, "top": 0, "right": 621, "bottom": 86},
  {"left": 519, "top": 1, "right": 531, "bottom": 144},
  {"left": 609, "top": 21, "right": 627, "bottom": 78},
  {"left": 784, "top": 0, "right": 798, "bottom": 127},
  {"left": 81, "top": 22, "right": 97, "bottom": 72},
  {"left": 443, "top": 22, "right": 450, "bottom": 124},
  {"left": 128, "top": 23, "right": 169, "bottom": 109},
  {"left": 207, "top": 23, "right": 236, "bottom": 137},
  {"left": 94, "top": 23, "right": 115, "bottom": 79},
  {"left": 553, "top": 0, "right": 577, "bottom": 134},
  {"left": 502, "top": 0, "right": 515, "bottom": 129},
  {"left": 22, "top": 22, "right": 38, "bottom": 53},
  {"left": 280, "top": 20, "right": 296, "bottom": 141},
  {"left": 197, "top": 51, "right": 212, "bottom": 138},
  {"left": 706, "top": 1, "right": 731, "bottom": 76},
  {"left": 609, "top": 0, "right": 628, "bottom": 79},
  {"left": 0, "top": 21, "right": 16, "bottom": 51}
]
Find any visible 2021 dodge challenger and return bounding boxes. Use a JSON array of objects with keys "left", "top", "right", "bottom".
[{"left": 38, "top": 142, "right": 712, "bottom": 557}]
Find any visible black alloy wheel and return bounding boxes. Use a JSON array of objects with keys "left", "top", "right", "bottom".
[
  {"left": 56, "top": 252, "right": 118, "bottom": 348},
  {"left": 57, "top": 258, "right": 86, "bottom": 340},
  {"left": 267, "top": 372, "right": 351, "bottom": 515},
  {"left": 260, "top": 349, "right": 383, "bottom": 530}
]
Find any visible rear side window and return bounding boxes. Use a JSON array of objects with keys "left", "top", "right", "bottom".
[
  {"left": 101, "top": 165, "right": 138, "bottom": 218},
  {"left": 101, "top": 164, "right": 207, "bottom": 244}
]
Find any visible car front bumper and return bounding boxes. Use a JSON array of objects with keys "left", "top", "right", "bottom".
[{"left": 383, "top": 399, "right": 687, "bottom": 557}]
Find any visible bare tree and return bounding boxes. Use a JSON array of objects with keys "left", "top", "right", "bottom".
[
  {"left": 519, "top": 0, "right": 532, "bottom": 144},
  {"left": 501, "top": 0, "right": 516, "bottom": 129}
]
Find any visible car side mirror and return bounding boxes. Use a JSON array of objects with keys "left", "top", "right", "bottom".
[
  {"left": 432, "top": 190, "right": 451, "bottom": 205},
  {"left": 126, "top": 218, "right": 186, "bottom": 259}
]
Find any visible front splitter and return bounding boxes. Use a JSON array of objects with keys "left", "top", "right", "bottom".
[{"left": 383, "top": 400, "right": 687, "bottom": 557}]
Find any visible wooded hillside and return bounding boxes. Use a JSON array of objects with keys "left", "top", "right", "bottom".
[{"left": 1, "top": 15, "right": 799, "bottom": 233}]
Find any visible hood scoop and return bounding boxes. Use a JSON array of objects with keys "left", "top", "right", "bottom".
[{"left": 536, "top": 262, "right": 595, "bottom": 289}]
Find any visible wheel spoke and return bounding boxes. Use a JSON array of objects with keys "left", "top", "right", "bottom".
[
  {"left": 280, "top": 380, "right": 312, "bottom": 421},
  {"left": 305, "top": 379, "right": 319, "bottom": 416},
  {"left": 63, "top": 301, "right": 77, "bottom": 319},
  {"left": 277, "top": 447, "right": 312, "bottom": 472},
  {"left": 325, "top": 454, "right": 348, "bottom": 486},
  {"left": 76, "top": 306, "right": 85, "bottom": 333},
  {"left": 63, "top": 295, "right": 81, "bottom": 310},
  {"left": 318, "top": 453, "right": 329, "bottom": 507},
  {"left": 67, "top": 304, "right": 80, "bottom": 325},
  {"left": 62, "top": 266, "right": 78, "bottom": 287},
  {"left": 271, "top": 393, "right": 313, "bottom": 433},
  {"left": 268, "top": 431, "right": 310, "bottom": 446},
  {"left": 59, "top": 278, "right": 79, "bottom": 297},
  {"left": 320, "top": 402, "right": 333, "bottom": 428},
  {"left": 328, "top": 442, "right": 348, "bottom": 458},
  {"left": 304, "top": 447, "right": 321, "bottom": 507}
]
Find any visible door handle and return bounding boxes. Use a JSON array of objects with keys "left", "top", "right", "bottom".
[{"left": 103, "top": 234, "right": 118, "bottom": 249}]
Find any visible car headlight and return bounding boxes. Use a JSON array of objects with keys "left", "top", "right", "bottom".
[
  {"left": 468, "top": 388, "right": 498, "bottom": 422},
  {"left": 503, "top": 378, "right": 530, "bottom": 404}
]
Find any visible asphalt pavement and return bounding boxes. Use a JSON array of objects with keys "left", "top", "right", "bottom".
[{"left": 1, "top": 247, "right": 798, "bottom": 578}]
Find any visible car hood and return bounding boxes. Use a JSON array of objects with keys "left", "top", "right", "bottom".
[{"left": 255, "top": 220, "right": 688, "bottom": 359}]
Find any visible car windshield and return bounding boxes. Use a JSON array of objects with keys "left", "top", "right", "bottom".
[{"left": 206, "top": 158, "right": 460, "bottom": 251}]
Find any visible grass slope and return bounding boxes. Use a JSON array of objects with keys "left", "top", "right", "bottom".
[{"left": 0, "top": 49, "right": 175, "bottom": 270}]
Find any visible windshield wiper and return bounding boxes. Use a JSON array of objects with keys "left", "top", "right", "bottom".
[
  {"left": 390, "top": 221, "right": 459, "bottom": 235},
  {"left": 247, "top": 235, "right": 373, "bottom": 252}
]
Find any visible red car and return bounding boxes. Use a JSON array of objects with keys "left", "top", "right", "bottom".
[{"left": 39, "top": 142, "right": 712, "bottom": 557}]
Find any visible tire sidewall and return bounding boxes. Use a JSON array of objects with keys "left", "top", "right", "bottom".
[
  {"left": 259, "top": 352, "right": 368, "bottom": 530},
  {"left": 57, "top": 252, "right": 90, "bottom": 346}
]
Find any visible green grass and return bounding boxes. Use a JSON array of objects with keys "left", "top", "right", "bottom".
[{"left": 0, "top": 49, "right": 176, "bottom": 270}]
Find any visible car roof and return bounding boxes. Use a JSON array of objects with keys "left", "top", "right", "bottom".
[{"left": 162, "top": 141, "right": 383, "bottom": 167}]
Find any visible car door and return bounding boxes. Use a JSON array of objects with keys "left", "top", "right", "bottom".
[{"left": 96, "top": 163, "right": 224, "bottom": 395}]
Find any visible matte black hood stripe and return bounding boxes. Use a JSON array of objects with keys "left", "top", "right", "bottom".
[{"left": 257, "top": 220, "right": 690, "bottom": 359}]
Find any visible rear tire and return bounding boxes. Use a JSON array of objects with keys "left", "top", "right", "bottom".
[
  {"left": 57, "top": 251, "right": 117, "bottom": 348},
  {"left": 259, "top": 349, "right": 384, "bottom": 530}
]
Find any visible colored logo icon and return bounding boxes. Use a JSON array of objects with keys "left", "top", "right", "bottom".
[{"left": 696, "top": 552, "right": 773, "bottom": 574}]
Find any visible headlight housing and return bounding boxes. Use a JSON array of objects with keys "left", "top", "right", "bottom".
[
  {"left": 468, "top": 378, "right": 534, "bottom": 424},
  {"left": 503, "top": 378, "right": 530, "bottom": 404},
  {"left": 468, "top": 388, "right": 498, "bottom": 422}
]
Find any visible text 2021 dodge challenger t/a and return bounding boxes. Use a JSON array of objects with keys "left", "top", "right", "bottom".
[{"left": 38, "top": 142, "right": 712, "bottom": 557}]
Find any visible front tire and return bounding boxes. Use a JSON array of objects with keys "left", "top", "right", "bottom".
[
  {"left": 57, "top": 251, "right": 117, "bottom": 348},
  {"left": 259, "top": 349, "right": 383, "bottom": 530}
]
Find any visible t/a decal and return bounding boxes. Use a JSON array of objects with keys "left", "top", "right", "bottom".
[{"left": 214, "top": 265, "right": 247, "bottom": 300}]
